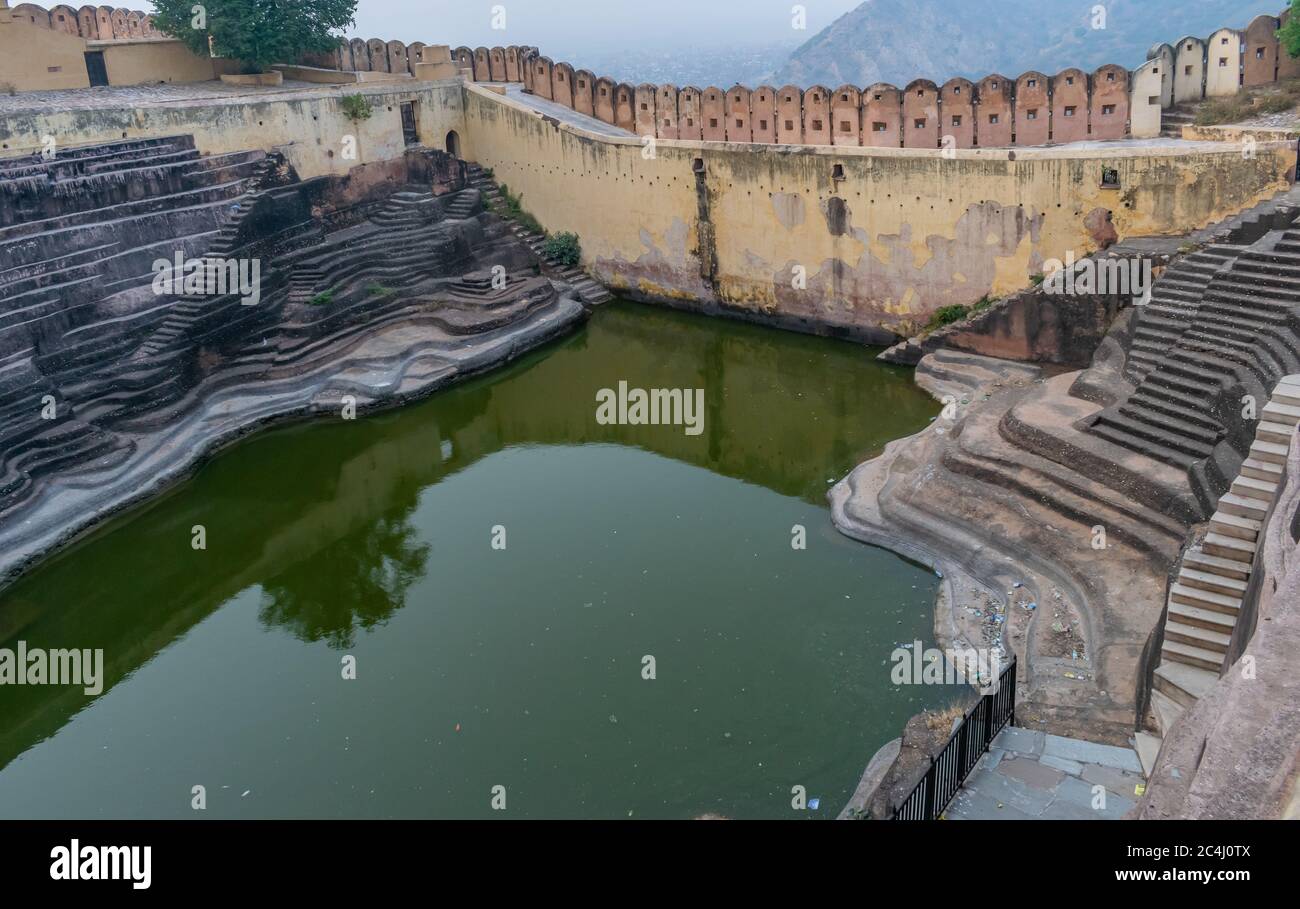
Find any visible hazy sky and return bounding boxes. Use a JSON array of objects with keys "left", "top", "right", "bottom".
[{"left": 342, "top": 0, "right": 864, "bottom": 50}]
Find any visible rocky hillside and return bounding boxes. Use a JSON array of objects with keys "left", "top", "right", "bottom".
[{"left": 772, "top": 0, "right": 1283, "bottom": 88}]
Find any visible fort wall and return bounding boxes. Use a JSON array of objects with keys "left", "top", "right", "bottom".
[{"left": 457, "top": 83, "right": 1293, "bottom": 340}]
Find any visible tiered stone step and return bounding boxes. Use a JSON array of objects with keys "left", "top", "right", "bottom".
[
  {"left": 369, "top": 191, "right": 436, "bottom": 227},
  {"left": 466, "top": 162, "right": 613, "bottom": 306},
  {"left": 1144, "top": 375, "right": 1297, "bottom": 750}
]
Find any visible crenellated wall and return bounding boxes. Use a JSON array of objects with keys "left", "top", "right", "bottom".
[
  {"left": 456, "top": 82, "right": 1294, "bottom": 341},
  {"left": 6, "top": 2, "right": 154, "bottom": 38},
  {"left": 436, "top": 7, "right": 1295, "bottom": 149}
]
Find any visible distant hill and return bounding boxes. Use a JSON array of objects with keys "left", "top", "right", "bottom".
[{"left": 771, "top": 0, "right": 1284, "bottom": 88}]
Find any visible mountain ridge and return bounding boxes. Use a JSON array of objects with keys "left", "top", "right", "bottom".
[{"left": 772, "top": 0, "right": 1285, "bottom": 88}]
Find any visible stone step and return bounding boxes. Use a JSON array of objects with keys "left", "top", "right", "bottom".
[
  {"left": 1208, "top": 510, "right": 1261, "bottom": 541},
  {"left": 1163, "top": 619, "right": 1232, "bottom": 654},
  {"left": 1274, "top": 380, "right": 1300, "bottom": 408},
  {"left": 1153, "top": 661, "right": 1218, "bottom": 709},
  {"left": 1177, "top": 566, "right": 1248, "bottom": 598},
  {"left": 1240, "top": 457, "right": 1284, "bottom": 483},
  {"left": 1168, "top": 599, "right": 1238, "bottom": 634},
  {"left": 1250, "top": 439, "right": 1290, "bottom": 465},
  {"left": 1160, "top": 639, "right": 1224, "bottom": 672},
  {"left": 1133, "top": 732, "right": 1162, "bottom": 778},
  {"left": 1216, "top": 492, "right": 1268, "bottom": 521},
  {"left": 1201, "top": 531, "right": 1257, "bottom": 562},
  {"left": 1182, "top": 547, "right": 1252, "bottom": 581},
  {"left": 1169, "top": 582, "right": 1242, "bottom": 615},
  {"left": 1150, "top": 689, "right": 1185, "bottom": 738},
  {"left": 1256, "top": 420, "right": 1295, "bottom": 446},
  {"left": 1231, "top": 474, "right": 1278, "bottom": 502},
  {"left": 1262, "top": 401, "right": 1300, "bottom": 426}
]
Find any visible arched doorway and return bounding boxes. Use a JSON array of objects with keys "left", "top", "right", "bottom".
[{"left": 445, "top": 130, "right": 461, "bottom": 158}]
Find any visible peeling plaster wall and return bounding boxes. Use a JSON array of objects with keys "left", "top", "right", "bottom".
[{"left": 460, "top": 84, "right": 1293, "bottom": 342}]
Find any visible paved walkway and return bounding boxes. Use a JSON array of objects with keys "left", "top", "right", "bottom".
[
  {"left": 500, "top": 84, "right": 635, "bottom": 138},
  {"left": 944, "top": 726, "right": 1145, "bottom": 820}
]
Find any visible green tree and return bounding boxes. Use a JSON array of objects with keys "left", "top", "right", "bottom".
[
  {"left": 150, "top": 0, "right": 357, "bottom": 74},
  {"left": 1281, "top": 1, "right": 1300, "bottom": 60}
]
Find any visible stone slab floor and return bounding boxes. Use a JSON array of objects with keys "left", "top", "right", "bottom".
[{"left": 944, "top": 727, "right": 1145, "bottom": 820}]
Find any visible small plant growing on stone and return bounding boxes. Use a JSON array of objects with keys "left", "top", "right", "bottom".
[
  {"left": 970, "top": 295, "right": 995, "bottom": 314},
  {"left": 340, "top": 94, "right": 373, "bottom": 123},
  {"left": 367, "top": 283, "right": 395, "bottom": 299},
  {"left": 498, "top": 184, "right": 544, "bottom": 235},
  {"left": 542, "top": 232, "right": 581, "bottom": 268},
  {"left": 310, "top": 290, "right": 335, "bottom": 306},
  {"left": 924, "top": 304, "right": 970, "bottom": 333}
]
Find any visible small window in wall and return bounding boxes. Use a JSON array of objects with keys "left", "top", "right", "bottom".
[
  {"left": 953, "top": 86, "right": 961, "bottom": 94},
  {"left": 832, "top": 164, "right": 845, "bottom": 180},
  {"left": 1101, "top": 167, "right": 1120, "bottom": 189},
  {"left": 1257, "top": 47, "right": 1266, "bottom": 59},
  {"left": 1064, "top": 106, "right": 1076, "bottom": 117},
  {"left": 1026, "top": 109, "right": 1038, "bottom": 119},
  {"left": 687, "top": 118, "right": 694, "bottom": 127},
  {"left": 873, "top": 121, "right": 887, "bottom": 131},
  {"left": 913, "top": 118, "right": 926, "bottom": 128},
  {"left": 558, "top": 72, "right": 564, "bottom": 81},
  {"left": 735, "top": 118, "right": 744, "bottom": 128},
  {"left": 951, "top": 115, "right": 962, "bottom": 126},
  {"left": 916, "top": 89, "right": 924, "bottom": 96},
  {"left": 989, "top": 113, "right": 1000, "bottom": 124},
  {"left": 693, "top": 157, "right": 705, "bottom": 173},
  {"left": 538, "top": 65, "right": 544, "bottom": 73},
  {"left": 785, "top": 95, "right": 792, "bottom": 102},
  {"left": 1102, "top": 104, "right": 1116, "bottom": 115},
  {"left": 1106, "top": 72, "right": 1116, "bottom": 81},
  {"left": 812, "top": 93, "right": 820, "bottom": 102},
  {"left": 990, "top": 81, "right": 998, "bottom": 89},
  {"left": 640, "top": 103, "right": 648, "bottom": 110},
  {"left": 619, "top": 93, "right": 627, "bottom": 101},
  {"left": 1222, "top": 37, "right": 1229, "bottom": 44},
  {"left": 759, "top": 119, "right": 768, "bottom": 130},
  {"left": 663, "top": 118, "right": 671, "bottom": 127},
  {"left": 874, "top": 93, "right": 882, "bottom": 100},
  {"left": 1066, "top": 76, "right": 1074, "bottom": 85},
  {"left": 1187, "top": 43, "right": 1194, "bottom": 50},
  {"left": 1185, "top": 65, "right": 1193, "bottom": 75},
  {"left": 812, "top": 118, "right": 824, "bottom": 131},
  {"left": 785, "top": 119, "right": 794, "bottom": 130},
  {"left": 1220, "top": 57, "right": 1229, "bottom": 66},
  {"left": 841, "top": 93, "right": 849, "bottom": 101},
  {"left": 48, "top": 65, "right": 62, "bottom": 73},
  {"left": 1028, "top": 79, "right": 1037, "bottom": 87},
  {"left": 840, "top": 120, "right": 851, "bottom": 131},
  {"left": 601, "top": 87, "right": 607, "bottom": 96},
  {"left": 1148, "top": 95, "right": 1159, "bottom": 105},
  {"left": 709, "top": 118, "right": 718, "bottom": 128},
  {"left": 578, "top": 80, "right": 586, "bottom": 88}
]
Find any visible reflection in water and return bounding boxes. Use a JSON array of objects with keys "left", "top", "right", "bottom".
[{"left": 0, "top": 301, "right": 945, "bottom": 819}]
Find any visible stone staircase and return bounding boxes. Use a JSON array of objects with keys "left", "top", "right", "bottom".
[
  {"left": 465, "top": 163, "right": 613, "bottom": 306},
  {"left": 1159, "top": 105, "right": 1197, "bottom": 139},
  {"left": 1139, "top": 375, "right": 1300, "bottom": 774},
  {"left": 0, "top": 136, "right": 278, "bottom": 515},
  {"left": 1090, "top": 226, "right": 1300, "bottom": 514}
]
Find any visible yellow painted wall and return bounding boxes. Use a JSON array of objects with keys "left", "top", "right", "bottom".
[
  {"left": 460, "top": 84, "right": 1293, "bottom": 337},
  {"left": 98, "top": 38, "right": 215, "bottom": 86},
  {"left": 0, "top": 17, "right": 89, "bottom": 90},
  {"left": 0, "top": 80, "right": 466, "bottom": 180}
]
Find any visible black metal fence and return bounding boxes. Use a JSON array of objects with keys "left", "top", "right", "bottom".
[{"left": 892, "top": 656, "right": 1017, "bottom": 821}]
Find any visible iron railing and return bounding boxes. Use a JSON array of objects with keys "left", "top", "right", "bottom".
[{"left": 892, "top": 656, "right": 1017, "bottom": 820}]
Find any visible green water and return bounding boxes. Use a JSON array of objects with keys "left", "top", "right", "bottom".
[{"left": 0, "top": 301, "right": 950, "bottom": 819}]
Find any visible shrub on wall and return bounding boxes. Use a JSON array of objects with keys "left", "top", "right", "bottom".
[
  {"left": 340, "top": 94, "right": 373, "bottom": 122},
  {"left": 542, "top": 232, "right": 581, "bottom": 268},
  {"left": 150, "top": 0, "right": 359, "bottom": 74}
]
